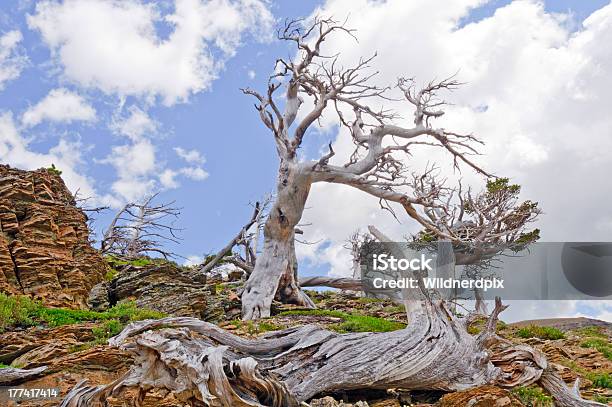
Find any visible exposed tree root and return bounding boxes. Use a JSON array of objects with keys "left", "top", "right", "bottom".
[{"left": 58, "top": 299, "right": 604, "bottom": 407}]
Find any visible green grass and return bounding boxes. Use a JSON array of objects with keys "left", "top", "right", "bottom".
[
  {"left": 0, "top": 294, "right": 39, "bottom": 331},
  {"left": 593, "top": 394, "right": 611, "bottom": 403},
  {"left": 91, "top": 319, "right": 124, "bottom": 344},
  {"left": 581, "top": 337, "right": 612, "bottom": 361},
  {"left": 382, "top": 305, "right": 406, "bottom": 314},
  {"left": 467, "top": 318, "right": 507, "bottom": 335},
  {"left": 0, "top": 293, "right": 165, "bottom": 332},
  {"left": 0, "top": 363, "right": 10, "bottom": 369},
  {"left": 278, "top": 309, "right": 405, "bottom": 333},
  {"left": 574, "top": 326, "right": 606, "bottom": 338},
  {"left": 587, "top": 372, "right": 612, "bottom": 389},
  {"left": 510, "top": 386, "right": 553, "bottom": 406},
  {"left": 104, "top": 268, "right": 118, "bottom": 282},
  {"left": 515, "top": 325, "right": 565, "bottom": 340}
]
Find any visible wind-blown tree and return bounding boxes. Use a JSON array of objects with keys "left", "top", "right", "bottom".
[
  {"left": 100, "top": 193, "right": 182, "bottom": 260},
  {"left": 410, "top": 176, "right": 541, "bottom": 314},
  {"left": 240, "top": 17, "right": 493, "bottom": 319},
  {"left": 300, "top": 176, "right": 541, "bottom": 315}
]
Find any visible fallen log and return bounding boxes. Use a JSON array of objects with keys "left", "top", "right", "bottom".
[
  {"left": 0, "top": 366, "right": 47, "bottom": 384},
  {"left": 59, "top": 299, "right": 604, "bottom": 407}
]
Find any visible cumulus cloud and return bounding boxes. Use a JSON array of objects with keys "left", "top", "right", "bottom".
[
  {"left": 103, "top": 107, "right": 209, "bottom": 201},
  {"left": 0, "top": 112, "right": 97, "bottom": 198},
  {"left": 111, "top": 105, "right": 157, "bottom": 141},
  {"left": 22, "top": 88, "right": 96, "bottom": 127},
  {"left": 174, "top": 147, "right": 205, "bottom": 164},
  {"left": 293, "top": 0, "right": 612, "bottom": 311},
  {"left": 180, "top": 166, "right": 208, "bottom": 180},
  {"left": 0, "top": 30, "right": 27, "bottom": 90},
  {"left": 27, "top": 0, "right": 273, "bottom": 105}
]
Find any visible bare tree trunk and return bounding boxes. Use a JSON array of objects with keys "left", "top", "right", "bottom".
[
  {"left": 474, "top": 289, "right": 489, "bottom": 314},
  {"left": 242, "top": 163, "right": 314, "bottom": 320}
]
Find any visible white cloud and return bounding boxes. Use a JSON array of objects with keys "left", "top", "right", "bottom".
[
  {"left": 180, "top": 166, "right": 208, "bottom": 180},
  {"left": 112, "top": 105, "right": 157, "bottom": 141},
  {"left": 292, "top": 0, "right": 612, "bottom": 317},
  {"left": 22, "top": 88, "right": 96, "bottom": 127},
  {"left": 101, "top": 137, "right": 157, "bottom": 202},
  {"left": 184, "top": 255, "right": 204, "bottom": 267},
  {"left": 0, "top": 30, "right": 27, "bottom": 90},
  {"left": 103, "top": 107, "right": 209, "bottom": 200},
  {"left": 247, "top": 69, "right": 256, "bottom": 79},
  {"left": 27, "top": 0, "right": 273, "bottom": 105},
  {"left": 0, "top": 112, "right": 97, "bottom": 198},
  {"left": 174, "top": 146, "right": 205, "bottom": 164},
  {"left": 159, "top": 168, "right": 179, "bottom": 189}
]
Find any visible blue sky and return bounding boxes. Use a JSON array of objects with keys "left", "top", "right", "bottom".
[{"left": 1, "top": 0, "right": 611, "bottom": 321}]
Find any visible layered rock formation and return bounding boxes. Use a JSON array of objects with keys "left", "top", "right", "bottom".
[
  {"left": 89, "top": 262, "right": 211, "bottom": 318},
  {"left": 0, "top": 165, "right": 107, "bottom": 308}
]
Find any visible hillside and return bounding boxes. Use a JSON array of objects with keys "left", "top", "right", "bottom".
[{"left": 0, "top": 166, "right": 609, "bottom": 406}]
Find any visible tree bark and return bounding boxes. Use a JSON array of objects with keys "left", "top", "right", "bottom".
[
  {"left": 241, "top": 162, "right": 314, "bottom": 320},
  {"left": 60, "top": 299, "right": 603, "bottom": 407}
]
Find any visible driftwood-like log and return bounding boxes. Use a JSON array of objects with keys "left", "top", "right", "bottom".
[
  {"left": 0, "top": 366, "right": 47, "bottom": 384},
  {"left": 299, "top": 276, "right": 363, "bottom": 291},
  {"left": 60, "top": 299, "right": 603, "bottom": 407}
]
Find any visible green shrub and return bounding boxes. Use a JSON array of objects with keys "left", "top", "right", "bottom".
[
  {"left": 0, "top": 294, "right": 39, "bottom": 331},
  {"left": 511, "top": 386, "right": 553, "bottom": 406},
  {"left": 46, "top": 164, "right": 62, "bottom": 176},
  {"left": 92, "top": 319, "right": 123, "bottom": 344},
  {"left": 105, "top": 301, "right": 165, "bottom": 321},
  {"left": 581, "top": 338, "right": 612, "bottom": 361},
  {"left": 574, "top": 326, "right": 606, "bottom": 338},
  {"left": 515, "top": 325, "right": 565, "bottom": 340},
  {"left": 34, "top": 307, "right": 104, "bottom": 326},
  {"left": 587, "top": 372, "right": 612, "bottom": 389}
]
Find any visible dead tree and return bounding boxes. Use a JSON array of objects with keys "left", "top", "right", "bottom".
[
  {"left": 407, "top": 174, "right": 541, "bottom": 314},
  {"left": 100, "top": 193, "right": 181, "bottom": 260},
  {"left": 304, "top": 176, "right": 541, "bottom": 315},
  {"left": 199, "top": 196, "right": 272, "bottom": 276},
  {"left": 59, "top": 301, "right": 603, "bottom": 407},
  {"left": 240, "top": 17, "right": 497, "bottom": 319}
]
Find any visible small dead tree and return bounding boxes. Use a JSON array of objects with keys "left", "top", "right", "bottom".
[
  {"left": 240, "top": 17, "right": 495, "bottom": 320},
  {"left": 199, "top": 197, "right": 272, "bottom": 275},
  {"left": 100, "top": 193, "right": 181, "bottom": 260}
]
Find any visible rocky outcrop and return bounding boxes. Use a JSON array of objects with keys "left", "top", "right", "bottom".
[
  {"left": 0, "top": 165, "right": 108, "bottom": 308},
  {"left": 89, "top": 262, "right": 211, "bottom": 318},
  {"left": 437, "top": 386, "right": 524, "bottom": 406}
]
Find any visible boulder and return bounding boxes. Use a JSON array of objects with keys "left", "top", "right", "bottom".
[{"left": 104, "top": 262, "right": 210, "bottom": 318}]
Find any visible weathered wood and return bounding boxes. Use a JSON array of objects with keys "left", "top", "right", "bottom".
[
  {"left": 0, "top": 366, "right": 47, "bottom": 384},
  {"left": 60, "top": 298, "right": 603, "bottom": 407},
  {"left": 200, "top": 202, "right": 262, "bottom": 275}
]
